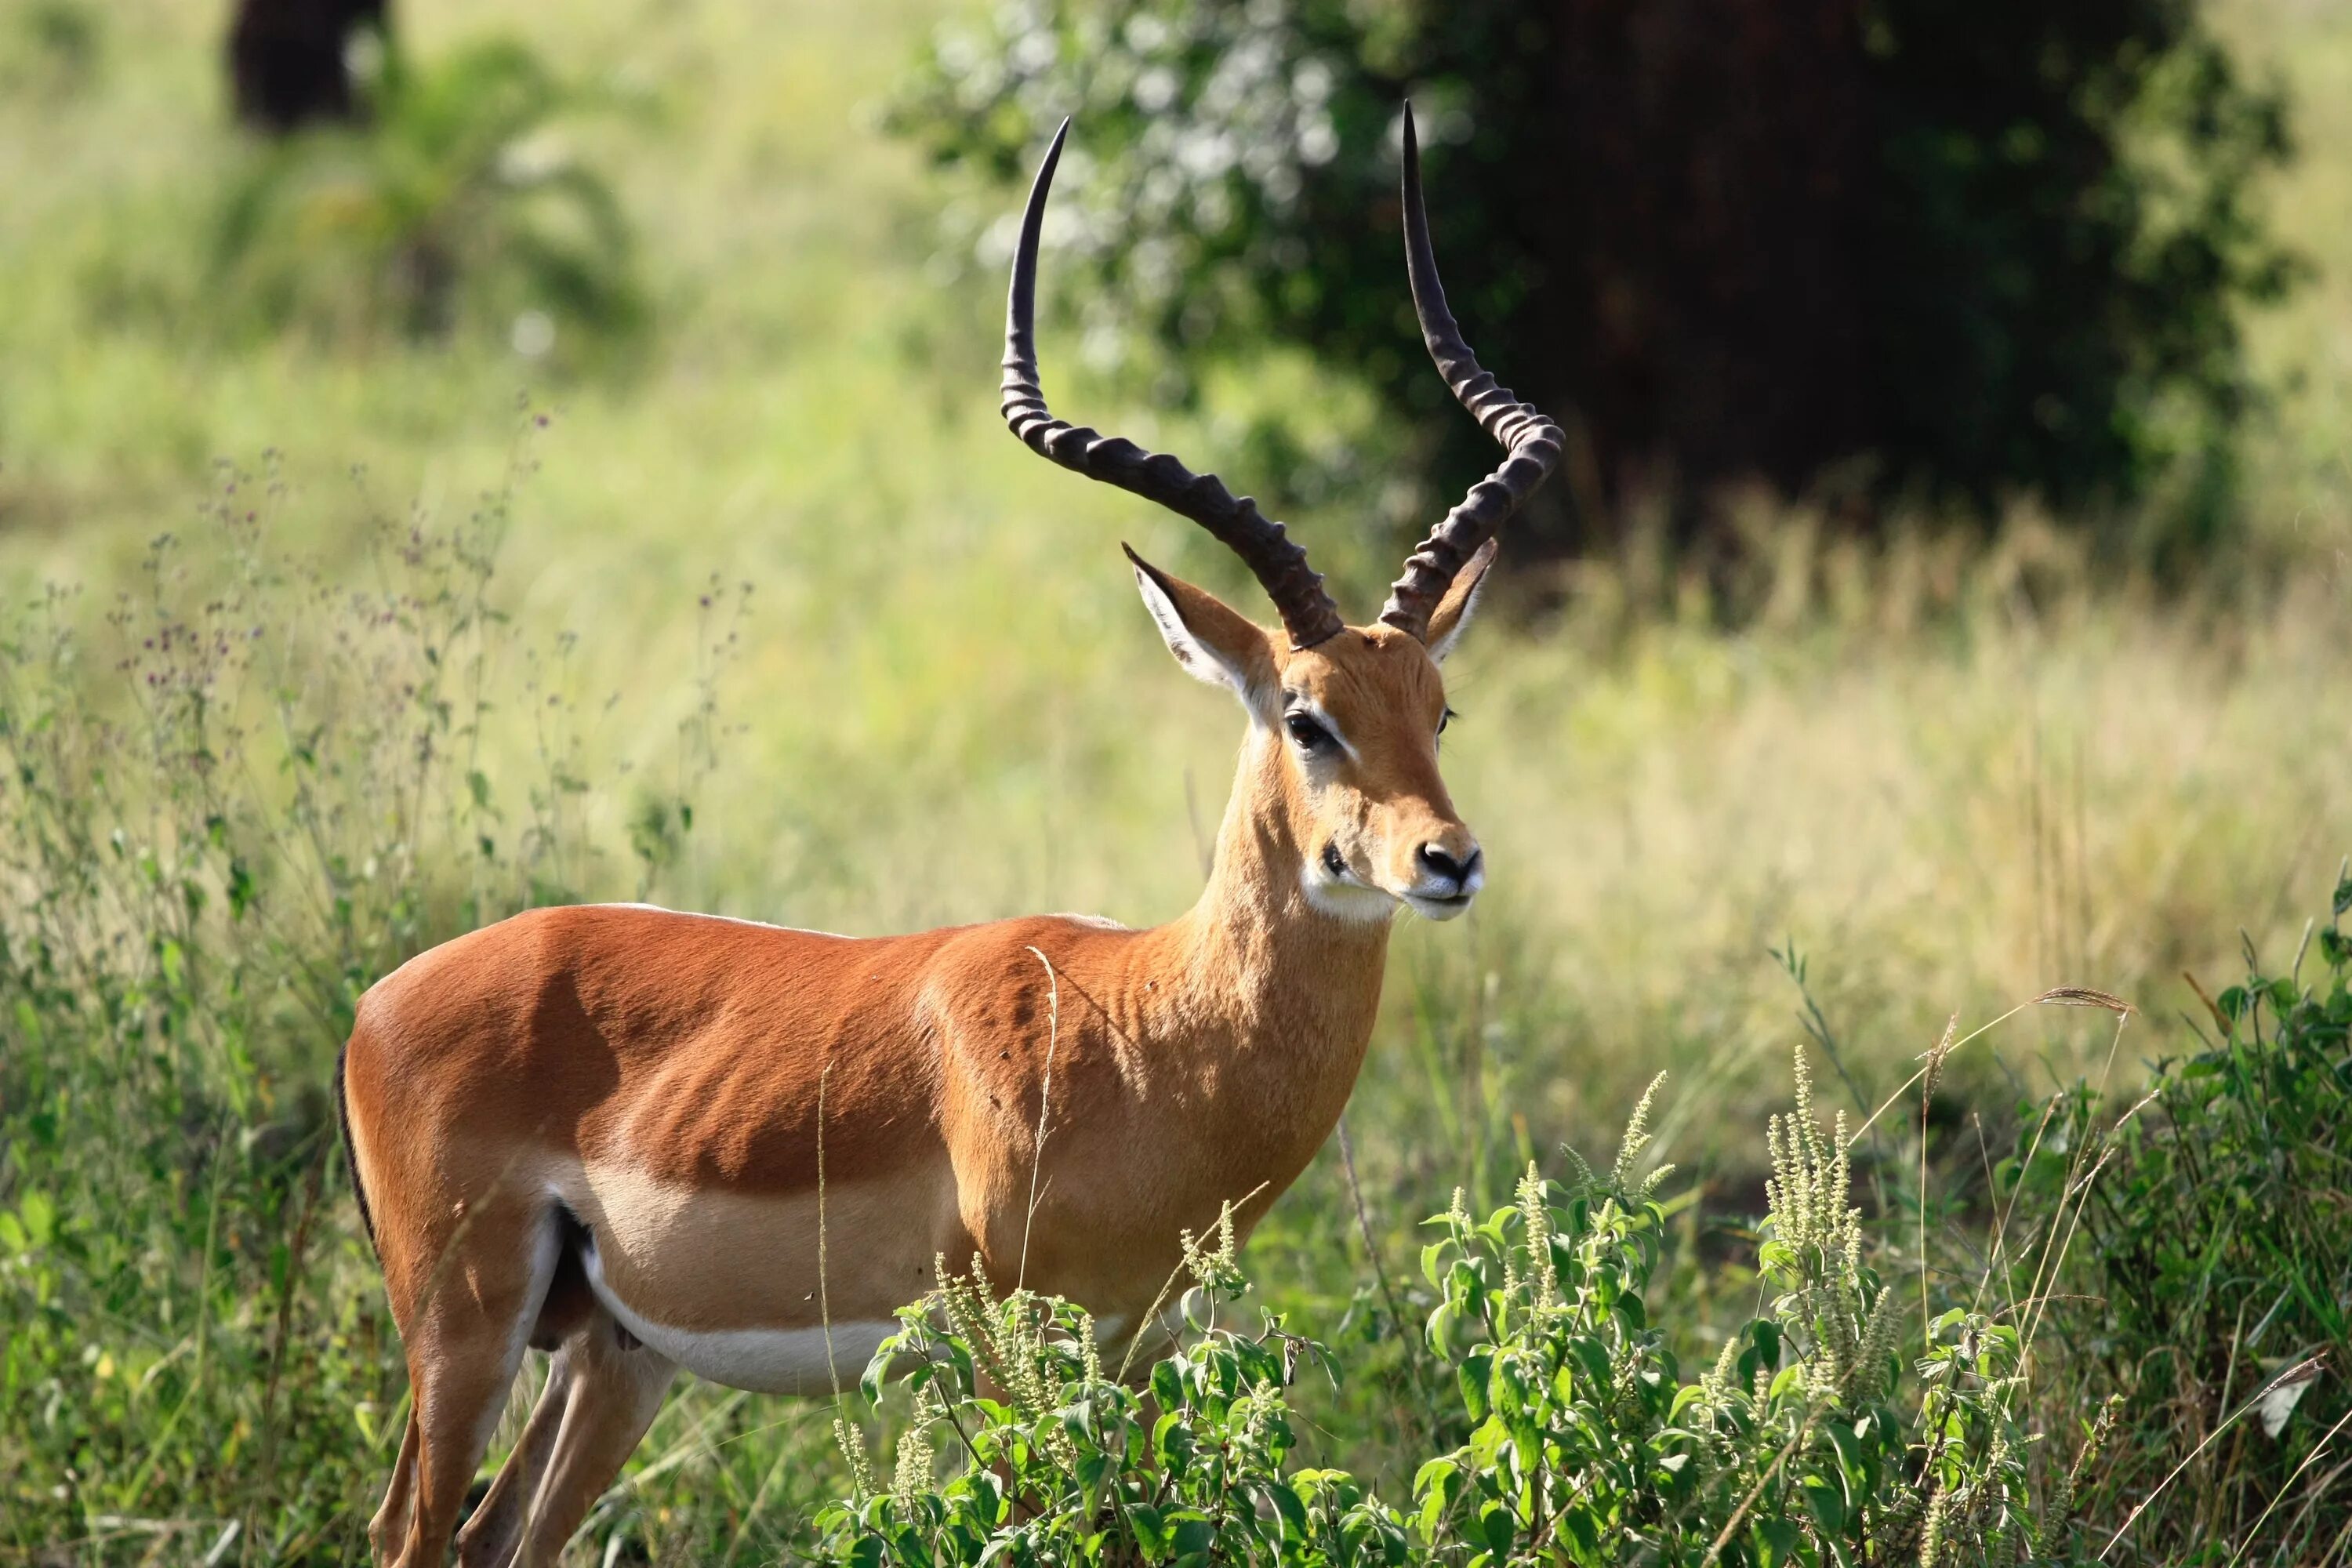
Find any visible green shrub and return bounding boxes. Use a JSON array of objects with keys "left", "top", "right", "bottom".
[
  {"left": 2014, "top": 881, "right": 2352, "bottom": 1563},
  {"left": 817, "top": 1210, "right": 1411, "bottom": 1567},
  {"left": 815, "top": 1069, "right": 2105, "bottom": 1566}
]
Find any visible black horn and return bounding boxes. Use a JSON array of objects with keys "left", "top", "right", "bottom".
[
  {"left": 1377, "top": 105, "right": 1564, "bottom": 641},
  {"left": 1001, "top": 122, "right": 1345, "bottom": 652}
]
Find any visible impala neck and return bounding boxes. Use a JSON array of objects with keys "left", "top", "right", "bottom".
[{"left": 1167, "top": 726, "right": 1393, "bottom": 1057}]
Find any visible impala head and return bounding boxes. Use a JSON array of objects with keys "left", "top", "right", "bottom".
[{"left": 1000, "top": 108, "right": 1562, "bottom": 923}]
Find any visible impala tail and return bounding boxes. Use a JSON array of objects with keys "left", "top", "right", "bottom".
[{"left": 333, "top": 1040, "right": 378, "bottom": 1258}]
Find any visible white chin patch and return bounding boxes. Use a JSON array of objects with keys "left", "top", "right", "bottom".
[{"left": 1303, "top": 868, "right": 1399, "bottom": 924}]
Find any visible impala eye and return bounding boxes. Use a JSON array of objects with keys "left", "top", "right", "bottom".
[
  {"left": 1284, "top": 712, "right": 1332, "bottom": 752},
  {"left": 1438, "top": 707, "right": 1457, "bottom": 738}
]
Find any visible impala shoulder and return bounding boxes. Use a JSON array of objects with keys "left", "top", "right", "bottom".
[{"left": 911, "top": 913, "right": 1114, "bottom": 1004}]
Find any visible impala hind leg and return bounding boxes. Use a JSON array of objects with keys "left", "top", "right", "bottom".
[
  {"left": 456, "top": 1217, "right": 607, "bottom": 1566},
  {"left": 452, "top": 1352, "right": 576, "bottom": 1568},
  {"left": 372, "top": 1206, "right": 561, "bottom": 1568},
  {"left": 368, "top": 1409, "right": 424, "bottom": 1564},
  {"left": 489, "top": 1315, "right": 677, "bottom": 1568}
]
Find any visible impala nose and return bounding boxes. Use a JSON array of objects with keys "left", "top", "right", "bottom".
[{"left": 1417, "top": 842, "right": 1483, "bottom": 891}]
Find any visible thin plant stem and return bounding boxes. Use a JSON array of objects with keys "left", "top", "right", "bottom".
[
  {"left": 2220, "top": 1390, "right": 2352, "bottom": 1566},
  {"left": 2100, "top": 1357, "right": 2327, "bottom": 1561},
  {"left": 1018, "top": 944, "right": 1061, "bottom": 1293}
]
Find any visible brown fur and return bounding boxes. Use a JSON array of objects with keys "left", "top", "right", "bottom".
[{"left": 341, "top": 559, "right": 1494, "bottom": 1567}]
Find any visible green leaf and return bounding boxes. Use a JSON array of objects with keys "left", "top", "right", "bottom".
[
  {"left": 1559, "top": 1505, "right": 1600, "bottom": 1555},
  {"left": 1125, "top": 1502, "right": 1170, "bottom": 1556},
  {"left": 887, "top": 1523, "right": 933, "bottom": 1567},
  {"left": 1427, "top": 1300, "right": 1461, "bottom": 1358},
  {"left": 1478, "top": 1501, "right": 1516, "bottom": 1557},
  {"left": 1751, "top": 1518, "right": 1804, "bottom": 1567},
  {"left": 1151, "top": 1359, "right": 1183, "bottom": 1415},
  {"left": 1804, "top": 1473, "right": 1847, "bottom": 1534},
  {"left": 17, "top": 1189, "right": 55, "bottom": 1250},
  {"left": 1261, "top": 1479, "right": 1307, "bottom": 1535},
  {"left": 1570, "top": 1334, "right": 1612, "bottom": 1392},
  {"left": 1459, "top": 1349, "right": 1493, "bottom": 1421},
  {"left": 1417, "top": 1486, "right": 1450, "bottom": 1541},
  {"left": 1171, "top": 1515, "right": 1213, "bottom": 1559},
  {"left": 1826, "top": 1421, "right": 1870, "bottom": 1488},
  {"left": 1493, "top": 1356, "right": 1530, "bottom": 1419},
  {"left": 1152, "top": 1410, "right": 1194, "bottom": 1472}
]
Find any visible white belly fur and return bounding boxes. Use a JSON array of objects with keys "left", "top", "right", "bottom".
[
  {"left": 550, "top": 1158, "right": 1140, "bottom": 1394},
  {"left": 579, "top": 1230, "right": 896, "bottom": 1394}
]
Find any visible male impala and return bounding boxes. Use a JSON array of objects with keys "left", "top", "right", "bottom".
[{"left": 339, "top": 108, "right": 1560, "bottom": 1568}]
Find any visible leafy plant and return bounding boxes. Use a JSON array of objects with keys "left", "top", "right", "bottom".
[
  {"left": 2015, "top": 881, "right": 2352, "bottom": 1563},
  {"left": 815, "top": 1066, "right": 2107, "bottom": 1567},
  {"left": 816, "top": 1210, "right": 1413, "bottom": 1567},
  {"left": 1410, "top": 1069, "right": 2094, "bottom": 1566}
]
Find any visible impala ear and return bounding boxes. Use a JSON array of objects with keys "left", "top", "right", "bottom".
[
  {"left": 1423, "top": 538, "right": 1500, "bottom": 665},
  {"left": 1125, "top": 546, "right": 1279, "bottom": 713}
]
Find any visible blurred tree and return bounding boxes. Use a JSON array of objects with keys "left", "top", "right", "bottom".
[
  {"left": 893, "top": 0, "right": 2296, "bottom": 566},
  {"left": 212, "top": 39, "right": 645, "bottom": 363},
  {"left": 228, "top": 0, "right": 387, "bottom": 132}
]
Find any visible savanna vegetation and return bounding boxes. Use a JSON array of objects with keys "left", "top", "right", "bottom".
[{"left": 2, "top": 0, "right": 2351, "bottom": 1563}]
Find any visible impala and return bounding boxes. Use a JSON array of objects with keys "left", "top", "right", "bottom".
[{"left": 339, "top": 107, "right": 1561, "bottom": 1568}]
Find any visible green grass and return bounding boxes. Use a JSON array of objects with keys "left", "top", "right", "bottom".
[{"left": 4, "top": 0, "right": 2352, "bottom": 1560}]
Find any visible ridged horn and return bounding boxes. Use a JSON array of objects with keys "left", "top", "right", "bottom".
[
  {"left": 1001, "top": 121, "right": 1345, "bottom": 652},
  {"left": 1377, "top": 104, "right": 1563, "bottom": 641}
]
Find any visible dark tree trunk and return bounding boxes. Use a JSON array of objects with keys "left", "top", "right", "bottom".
[
  {"left": 1538, "top": 0, "right": 1877, "bottom": 521},
  {"left": 227, "top": 0, "right": 388, "bottom": 133}
]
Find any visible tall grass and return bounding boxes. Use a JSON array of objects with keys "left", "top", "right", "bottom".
[{"left": 0, "top": 439, "right": 820, "bottom": 1563}]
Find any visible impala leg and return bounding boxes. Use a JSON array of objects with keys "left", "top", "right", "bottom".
[
  {"left": 368, "top": 1408, "right": 424, "bottom": 1565},
  {"left": 502, "top": 1319, "right": 677, "bottom": 1568},
  {"left": 377, "top": 1206, "right": 561, "bottom": 1568},
  {"left": 452, "top": 1351, "right": 576, "bottom": 1568}
]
